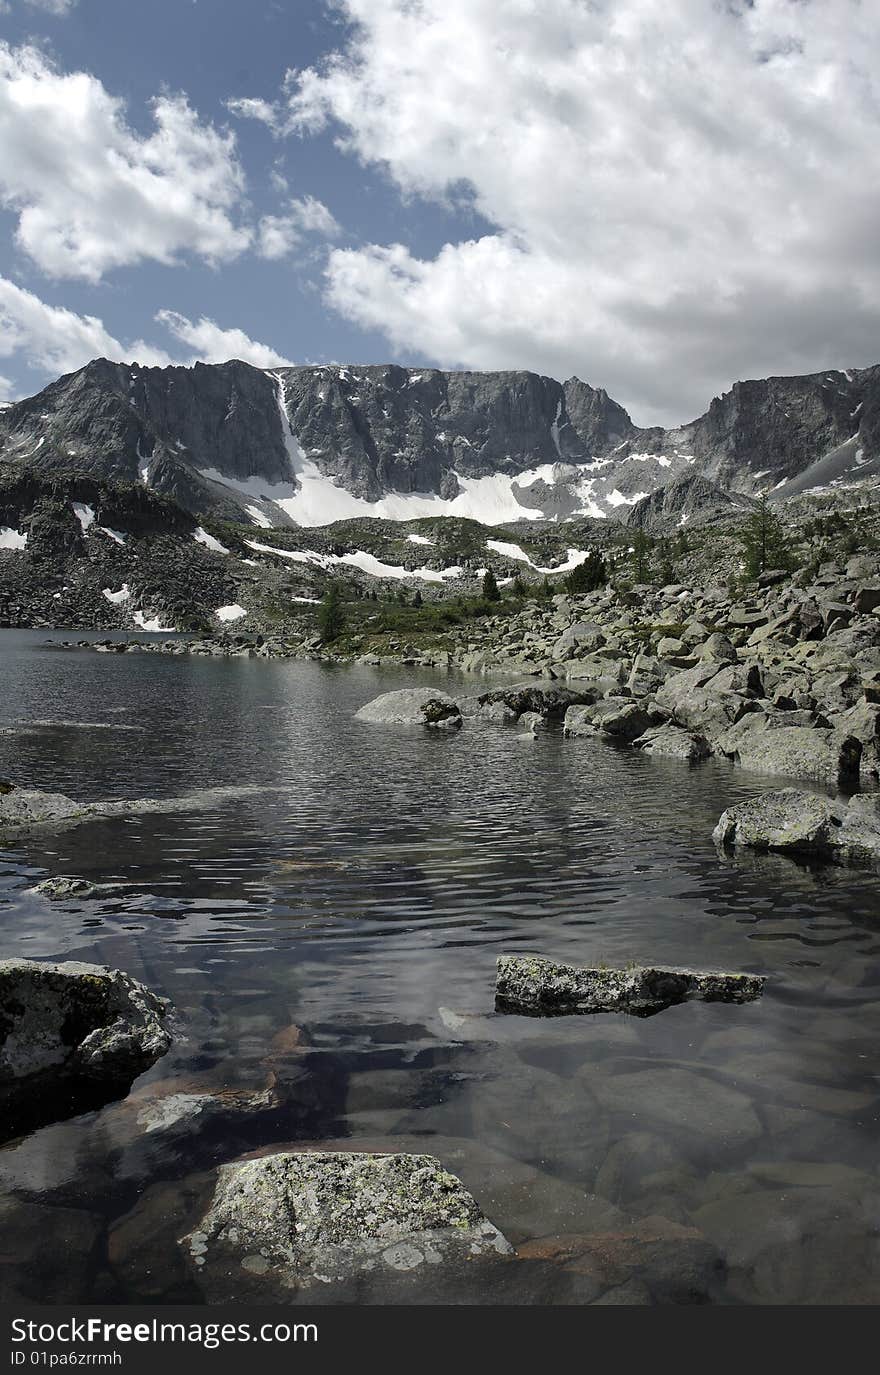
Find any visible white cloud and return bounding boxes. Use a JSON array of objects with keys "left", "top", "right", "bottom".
[
  {"left": 24, "top": 0, "right": 78, "bottom": 14},
  {"left": 256, "top": 194, "right": 340, "bottom": 259},
  {"left": 226, "top": 95, "right": 281, "bottom": 133},
  {"left": 154, "top": 309, "right": 293, "bottom": 367},
  {"left": 0, "top": 274, "right": 292, "bottom": 379},
  {"left": 0, "top": 275, "right": 174, "bottom": 374},
  {"left": 270, "top": 0, "right": 880, "bottom": 424},
  {"left": 0, "top": 42, "right": 251, "bottom": 282}
]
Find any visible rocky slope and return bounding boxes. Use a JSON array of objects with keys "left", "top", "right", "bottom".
[
  {"left": 2, "top": 357, "right": 879, "bottom": 531},
  {"left": 67, "top": 538, "right": 880, "bottom": 798}
]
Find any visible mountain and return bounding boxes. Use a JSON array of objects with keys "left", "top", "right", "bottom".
[
  {"left": 1, "top": 357, "right": 879, "bottom": 531},
  {"left": 625, "top": 473, "right": 757, "bottom": 533}
]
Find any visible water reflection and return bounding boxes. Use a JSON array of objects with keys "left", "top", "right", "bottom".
[{"left": 0, "top": 631, "right": 879, "bottom": 1304}]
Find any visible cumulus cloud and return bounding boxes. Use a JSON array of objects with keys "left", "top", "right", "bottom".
[
  {"left": 0, "top": 42, "right": 251, "bottom": 282},
  {"left": 256, "top": 194, "right": 340, "bottom": 260},
  {"left": 0, "top": 275, "right": 174, "bottom": 374},
  {"left": 0, "top": 275, "right": 292, "bottom": 380},
  {"left": 264, "top": 0, "right": 880, "bottom": 424},
  {"left": 154, "top": 309, "right": 293, "bottom": 367}
]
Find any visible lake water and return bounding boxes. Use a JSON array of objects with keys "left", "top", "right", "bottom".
[{"left": 1, "top": 629, "right": 879, "bottom": 1305}]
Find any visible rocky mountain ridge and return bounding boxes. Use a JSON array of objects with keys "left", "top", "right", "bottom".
[{"left": 2, "top": 357, "right": 879, "bottom": 530}]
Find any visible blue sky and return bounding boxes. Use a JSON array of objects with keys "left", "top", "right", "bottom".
[
  {"left": 0, "top": 0, "right": 489, "bottom": 402},
  {"left": 0, "top": 2, "right": 877, "bottom": 426}
]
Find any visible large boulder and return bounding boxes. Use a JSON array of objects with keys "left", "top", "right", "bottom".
[
  {"left": 181, "top": 1151, "right": 512, "bottom": 1301},
  {"left": 495, "top": 955, "right": 764, "bottom": 1018},
  {"left": 0, "top": 959, "right": 171, "bottom": 1140},
  {"left": 714, "top": 787, "right": 880, "bottom": 866},
  {"left": 632, "top": 724, "right": 710, "bottom": 762},
  {"left": 730, "top": 726, "right": 861, "bottom": 785},
  {"left": 477, "top": 683, "right": 591, "bottom": 718},
  {"left": 354, "top": 688, "right": 462, "bottom": 729}
]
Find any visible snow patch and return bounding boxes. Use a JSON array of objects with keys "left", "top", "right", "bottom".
[
  {"left": 607, "top": 489, "right": 648, "bottom": 507},
  {"left": 98, "top": 527, "right": 126, "bottom": 545},
  {"left": 245, "top": 504, "right": 273, "bottom": 529},
  {"left": 244, "top": 538, "right": 462, "bottom": 583},
  {"left": 194, "top": 527, "right": 230, "bottom": 554},
  {"left": 133, "top": 611, "right": 172, "bottom": 632},
  {"left": 0, "top": 526, "right": 27, "bottom": 550},
  {"left": 215, "top": 604, "right": 247, "bottom": 622},
  {"left": 72, "top": 503, "right": 95, "bottom": 532},
  {"left": 102, "top": 584, "right": 130, "bottom": 604}
]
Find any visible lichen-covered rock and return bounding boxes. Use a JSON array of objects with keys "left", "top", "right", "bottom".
[
  {"left": 0, "top": 958, "right": 171, "bottom": 1139},
  {"left": 495, "top": 955, "right": 764, "bottom": 1018},
  {"left": 478, "top": 683, "right": 591, "bottom": 718},
  {"left": 713, "top": 787, "right": 880, "bottom": 866},
  {"left": 632, "top": 724, "right": 710, "bottom": 762},
  {"left": 181, "top": 1151, "right": 512, "bottom": 1300},
  {"left": 729, "top": 726, "right": 861, "bottom": 785},
  {"left": 355, "top": 688, "right": 462, "bottom": 728},
  {"left": 32, "top": 876, "right": 119, "bottom": 901}
]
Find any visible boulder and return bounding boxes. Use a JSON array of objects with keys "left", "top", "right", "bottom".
[
  {"left": 478, "top": 683, "right": 591, "bottom": 718},
  {"left": 696, "top": 633, "right": 738, "bottom": 664},
  {"left": 181, "top": 1151, "right": 512, "bottom": 1301},
  {"left": 632, "top": 725, "right": 710, "bottom": 762},
  {"left": 0, "top": 959, "right": 171, "bottom": 1141},
  {"left": 714, "top": 787, "right": 880, "bottom": 866},
  {"left": 495, "top": 955, "right": 764, "bottom": 1018},
  {"left": 354, "top": 688, "right": 462, "bottom": 729},
  {"left": 731, "top": 726, "right": 860, "bottom": 785}
]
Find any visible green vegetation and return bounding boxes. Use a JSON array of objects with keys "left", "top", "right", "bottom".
[
  {"left": 740, "top": 496, "right": 795, "bottom": 578},
  {"left": 317, "top": 581, "right": 345, "bottom": 643},
  {"left": 482, "top": 567, "right": 501, "bottom": 602},
  {"left": 630, "top": 528, "right": 654, "bottom": 583},
  {"left": 565, "top": 549, "right": 607, "bottom": 594}
]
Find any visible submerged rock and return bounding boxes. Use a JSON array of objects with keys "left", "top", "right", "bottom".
[
  {"left": 355, "top": 688, "right": 462, "bottom": 729},
  {"left": 0, "top": 782, "right": 275, "bottom": 833},
  {"left": 0, "top": 958, "right": 171, "bottom": 1140},
  {"left": 495, "top": 955, "right": 764, "bottom": 1018},
  {"left": 713, "top": 787, "right": 880, "bottom": 866},
  {"left": 181, "top": 1150, "right": 512, "bottom": 1301},
  {"left": 32, "top": 876, "right": 121, "bottom": 901}
]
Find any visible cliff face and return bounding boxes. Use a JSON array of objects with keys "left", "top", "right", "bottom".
[{"left": 0, "top": 357, "right": 878, "bottom": 529}]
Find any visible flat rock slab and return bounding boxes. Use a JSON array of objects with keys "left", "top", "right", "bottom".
[
  {"left": 0, "top": 958, "right": 171, "bottom": 1141},
  {"left": 495, "top": 955, "right": 764, "bottom": 1018},
  {"left": 0, "top": 784, "right": 275, "bottom": 833},
  {"left": 182, "top": 1151, "right": 512, "bottom": 1301},
  {"left": 714, "top": 787, "right": 880, "bottom": 866},
  {"left": 354, "top": 688, "right": 462, "bottom": 728}
]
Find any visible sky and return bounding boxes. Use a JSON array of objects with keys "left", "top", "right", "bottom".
[{"left": 0, "top": 0, "right": 877, "bottom": 426}]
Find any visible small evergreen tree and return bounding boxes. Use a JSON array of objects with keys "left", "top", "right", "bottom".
[
  {"left": 482, "top": 567, "right": 501, "bottom": 602},
  {"left": 565, "top": 549, "right": 607, "bottom": 594},
  {"left": 511, "top": 574, "right": 526, "bottom": 599},
  {"left": 317, "top": 581, "right": 345, "bottom": 643},
  {"left": 740, "top": 496, "right": 793, "bottom": 578},
  {"left": 631, "top": 529, "right": 654, "bottom": 583},
  {"left": 412, "top": 588, "right": 423, "bottom": 607}
]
